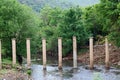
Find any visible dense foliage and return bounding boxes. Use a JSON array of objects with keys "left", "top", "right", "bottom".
[
  {"left": 39, "top": 6, "right": 90, "bottom": 56},
  {"left": 18, "top": 0, "right": 74, "bottom": 12},
  {"left": 97, "top": 0, "right": 120, "bottom": 46},
  {"left": 58, "top": 7, "right": 89, "bottom": 55},
  {"left": 0, "top": 0, "right": 120, "bottom": 58},
  {"left": 18, "top": 0, "right": 99, "bottom": 12},
  {"left": 0, "top": 0, "right": 39, "bottom": 58}
]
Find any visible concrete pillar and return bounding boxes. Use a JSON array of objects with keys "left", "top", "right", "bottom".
[
  {"left": 12, "top": 38, "right": 16, "bottom": 65},
  {"left": 105, "top": 38, "right": 109, "bottom": 69},
  {"left": 42, "top": 38, "right": 46, "bottom": 70},
  {"left": 0, "top": 39, "right": 2, "bottom": 69},
  {"left": 89, "top": 37, "right": 94, "bottom": 69},
  {"left": 73, "top": 36, "right": 77, "bottom": 69},
  {"left": 58, "top": 37, "right": 62, "bottom": 70},
  {"left": 26, "top": 38, "right": 31, "bottom": 67}
]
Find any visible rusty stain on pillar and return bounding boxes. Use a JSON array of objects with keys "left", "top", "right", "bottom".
[
  {"left": 89, "top": 37, "right": 94, "bottom": 69},
  {"left": 105, "top": 38, "right": 110, "bottom": 69},
  {"left": 26, "top": 38, "right": 31, "bottom": 67},
  {"left": 0, "top": 39, "right": 2, "bottom": 69},
  {"left": 73, "top": 36, "right": 77, "bottom": 69},
  {"left": 42, "top": 38, "right": 47, "bottom": 70},
  {"left": 12, "top": 38, "right": 16, "bottom": 65},
  {"left": 58, "top": 37, "right": 62, "bottom": 70}
]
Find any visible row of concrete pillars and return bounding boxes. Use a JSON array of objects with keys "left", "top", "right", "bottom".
[
  {"left": 0, "top": 37, "right": 110, "bottom": 70},
  {"left": 89, "top": 37, "right": 109, "bottom": 69},
  {"left": 0, "top": 38, "right": 31, "bottom": 69}
]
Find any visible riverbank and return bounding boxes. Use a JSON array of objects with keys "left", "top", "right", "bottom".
[
  {"left": 0, "top": 45, "right": 120, "bottom": 80},
  {"left": 0, "top": 69, "right": 29, "bottom": 80},
  {"left": 0, "top": 61, "right": 31, "bottom": 80},
  {"left": 63, "top": 45, "right": 120, "bottom": 67}
]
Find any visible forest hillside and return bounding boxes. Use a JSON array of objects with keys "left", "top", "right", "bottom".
[{"left": 18, "top": 0, "right": 100, "bottom": 12}]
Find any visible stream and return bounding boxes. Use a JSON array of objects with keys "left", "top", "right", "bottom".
[{"left": 31, "top": 60, "right": 120, "bottom": 80}]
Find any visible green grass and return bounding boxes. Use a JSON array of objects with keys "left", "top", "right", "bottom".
[
  {"left": 78, "top": 48, "right": 88, "bottom": 54},
  {"left": 0, "top": 69, "right": 8, "bottom": 74},
  {"left": 27, "top": 69, "right": 32, "bottom": 75},
  {"left": 2, "top": 59, "right": 12, "bottom": 65},
  {"left": 0, "top": 59, "right": 31, "bottom": 78},
  {"left": 0, "top": 68, "right": 16, "bottom": 78}
]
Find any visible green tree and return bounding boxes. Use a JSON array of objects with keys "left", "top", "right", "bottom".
[
  {"left": 59, "top": 7, "right": 90, "bottom": 56},
  {"left": 97, "top": 0, "right": 120, "bottom": 46},
  {"left": 38, "top": 6, "right": 63, "bottom": 55},
  {"left": 83, "top": 5, "right": 108, "bottom": 42},
  {"left": 0, "top": 0, "right": 39, "bottom": 58},
  {"left": 39, "top": 6, "right": 90, "bottom": 56}
]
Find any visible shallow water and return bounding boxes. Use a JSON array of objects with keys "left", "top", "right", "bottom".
[
  {"left": 31, "top": 64, "right": 120, "bottom": 80},
  {"left": 31, "top": 56, "right": 120, "bottom": 80}
]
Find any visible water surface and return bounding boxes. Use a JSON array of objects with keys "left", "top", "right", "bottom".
[{"left": 31, "top": 64, "right": 120, "bottom": 80}]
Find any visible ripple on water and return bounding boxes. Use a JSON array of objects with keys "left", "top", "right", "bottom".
[{"left": 31, "top": 64, "right": 120, "bottom": 80}]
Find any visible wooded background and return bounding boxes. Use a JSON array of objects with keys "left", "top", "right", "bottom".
[{"left": 0, "top": 0, "right": 120, "bottom": 59}]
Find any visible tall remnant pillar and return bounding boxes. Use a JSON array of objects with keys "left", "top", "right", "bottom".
[
  {"left": 105, "top": 38, "right": 109, "bottom": 69},
  {"left": 89, "top": 37, "right": 94, "bottom": 69},
  {"left": 58, "top": 37, "right": 62, "bottom": 70},
  {"left": 42, "top": 38, "right": 47, "bottom": 70},
  {"left": 12, "top": 38, "right": 16, "bottom": 65},
  {"left": 73, "top": 36, "right": 77, "bottom": 69},
  {"left": 26, "top": 38, "right": 31, "bottom": 67}
]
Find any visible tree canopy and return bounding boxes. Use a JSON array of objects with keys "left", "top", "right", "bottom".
[
  {"left": 0, "top": 0, "right": 39, "bottom": 58},
  {"left": 0, "top": 0, "right": 120, "bottom": 58}
]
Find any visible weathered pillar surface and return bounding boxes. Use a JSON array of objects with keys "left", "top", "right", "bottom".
[
  {"left": 58, "top": 37, "right": 62, "bottom": 69},
  {"left": 89, "top": 37, "right": 94, "bottom": 69},
  {"left": 26, "top": 38, "right": 31, "bottom": 67},
  {"left": 0, "top": 39, "right": 2, "bottom": 69},
  {"left": 42, "top": 38, "right": 46, "bottom": 70},
  {"left": 105, "top": 38, "right": 109, "bottom": 69},
  {"left": 73, "top": 36, "right": 77, "bottom": 68},
  {"left": 12, "top": 38, "right": 16, "bottom": 65}
]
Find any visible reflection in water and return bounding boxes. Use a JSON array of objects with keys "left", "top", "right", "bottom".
[
  {"left": 31, "top": 65, "right": 120, "bottom": 80},
  {"left": 72, "top": 68, "right": 78, "bottom": 73},
  {"left": 59, "top": 70, "right": 63, "bottom": 80},
  {"left": 43, "top": 70, "right": 47, "bottom": 80}
]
